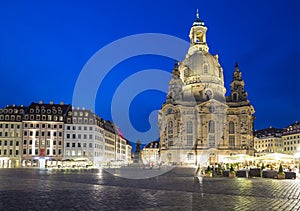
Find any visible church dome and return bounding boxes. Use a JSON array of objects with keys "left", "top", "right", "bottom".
[{"left": 180, "top": 50, "right": 224, "bottom": 84}]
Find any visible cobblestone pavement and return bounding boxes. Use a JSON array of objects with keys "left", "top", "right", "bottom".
[{"left": 0, "top": 168, "right": 300, "bottom": 210}]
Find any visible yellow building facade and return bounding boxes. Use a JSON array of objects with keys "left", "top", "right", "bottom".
[
  {"left": 282, "top": 121, "right": 300, "bottom": 155},
  {"left": 254, "top": 127, "right": 283, "bottom": 157}
]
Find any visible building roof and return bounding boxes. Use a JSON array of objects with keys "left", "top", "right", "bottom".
[
  {"left": 254, "top": 126, "right": 283, "bottom": 138},
  {"left": 64, "top": 107, "right": 104, "bottom": 127},
  {"left": 192, "top": 9, "right": 205, "bottom": 27},
  {"left": 103, "top": 120, "right": 116, "bottom": 134},
  {"left": 25, "top": 101, "right": 71, "bottom": 116},
  {"left": 0, "top": 105, "right": 27, "bottom": 122},
  {"left": 283, "top": 121, "right": 300, "bottom": 135},
  {"left": 144, "top": 140, "right": 160, "bottom": 149}
]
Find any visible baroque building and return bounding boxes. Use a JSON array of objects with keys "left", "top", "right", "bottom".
[{"left": 158, "top": 11, "right": 255, "bottom": 166}]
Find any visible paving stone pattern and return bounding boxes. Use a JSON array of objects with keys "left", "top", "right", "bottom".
[{"left": 0, "top": 168, "right": 299, "bottom": 210}]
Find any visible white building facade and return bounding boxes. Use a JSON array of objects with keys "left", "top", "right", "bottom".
[{"left": 64, "top": 108, "right": 105, "bottom": 167}]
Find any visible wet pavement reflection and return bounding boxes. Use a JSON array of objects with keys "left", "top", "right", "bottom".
[{"left": 0, "top": 168, "right": 299, "bottom": 210}]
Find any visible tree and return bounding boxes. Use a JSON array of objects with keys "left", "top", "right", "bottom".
[
  {"left": 230, "top": 164, "right": 234, "bottom": 173},
  {"left": 278, "top": 164, "right": 284, "bottom": 175}
]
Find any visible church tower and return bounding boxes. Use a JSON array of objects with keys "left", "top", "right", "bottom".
[
  {"left": 229, "top": 62, "right": 249, "bottom": 103},
  {"left": 225, "top": 63, "right": 255, "bottom": 153},
  {"left": 158, "top": 10, "right": 255, "bottom": 166}
]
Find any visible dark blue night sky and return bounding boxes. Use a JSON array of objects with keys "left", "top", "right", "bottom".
[{"left": 1, "top": 1, "right": 300, "bottom": 143}]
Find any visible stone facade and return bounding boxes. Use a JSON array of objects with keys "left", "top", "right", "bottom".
[{"left": 158, "top": 12, "right": 255, "bottom": 166}]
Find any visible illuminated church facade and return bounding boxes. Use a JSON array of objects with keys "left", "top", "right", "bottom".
[{"left": 158, "top": 11, "right": 255, "bottom": 166}]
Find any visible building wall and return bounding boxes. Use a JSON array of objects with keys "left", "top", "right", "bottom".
[
  {"left": 0, "top": 105, "right": 24, "bottom": 167},
  {"left": 0, "top": 102, "right": 132, "bottom": 168},
  {"left": 282, "top": 134, "right": 300, "bottom": 155},
  {"left": 21, "top": 102, "right": 69, "bottom": 167},
  {"left": 254, "top": 137, "right": 283, "bottom": 156}
]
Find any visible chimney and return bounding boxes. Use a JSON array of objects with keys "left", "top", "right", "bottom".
[
  {"left": 60, "top": 101, "right": 64, "bottom": 105},
  {"left": 39, "top": 100, "right": 44, "bottom": 104},
  {"left": 50, "top": 100, "right": 54, "bottom": 105}
]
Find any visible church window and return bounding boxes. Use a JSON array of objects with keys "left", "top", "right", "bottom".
[
  {"left": 209, "top": 106, "right": 215, "bottom": 113},
  {"left": 229, "top": 121, "right": 235, "bottom": 134},
  {"left": 168, "top": 121, "right": 173, "bottom": 134},
  {"left": 206, "top": 90, "right": 212, "bottom": 100},
  {"left": 232, "top": 93, "right": 238, "bottom": 102},
  {"left": 229, "top": 135, "right": 235, "bottom": 146},
  {"left": 184, "top": 69, "right": 188, "bottom": 77},
  {"left": 168, "top": 121, "right": 173, "bottom": 146},
  {"left": 187, "top": 135, "right": 193, "bottom": 146},
  {"left": 209, "top": 135, "right": 215, "bottom": 147},
  {"left": 187, "top": 121, "right": 193, "bottom": 134},
  {"left": 208, "top": 120, "right": 215, "bottom": 133},
  {"left": 203, "top": 63, "right": 208, "bottom": 74}
]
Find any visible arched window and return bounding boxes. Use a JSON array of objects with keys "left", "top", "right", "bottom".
[
  {"left": 168, "top": 121, "right": 173, "bottom": 146},
  {"left": 232, "top": 93, "right": 238, "bottom": 102},
  {"left": 229, "top": 135, "right": 235, "bottom": 146},
  {"left": 206, "top": 90, "right": 213, "bottom": 100},
  {"left": 186, "top": 121, "right": 193, "bottom": 134},
  {"left": 208, "top": 120, "right": 215, "bottom": 133},
  {"left": 209, "top": 106, "right": 215, "bottom": 113},
  {"left": 209, "top": 135, "right": 215, "bottom": 147},
  {"left": 203, "top": 63, "right": 208, "bottom": 74},
  {"left": 168, "top": 121, "right": 173, "bottom": 135},
  {"left": 229, "top": 121, "right": 235, "bottom": 134}
]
